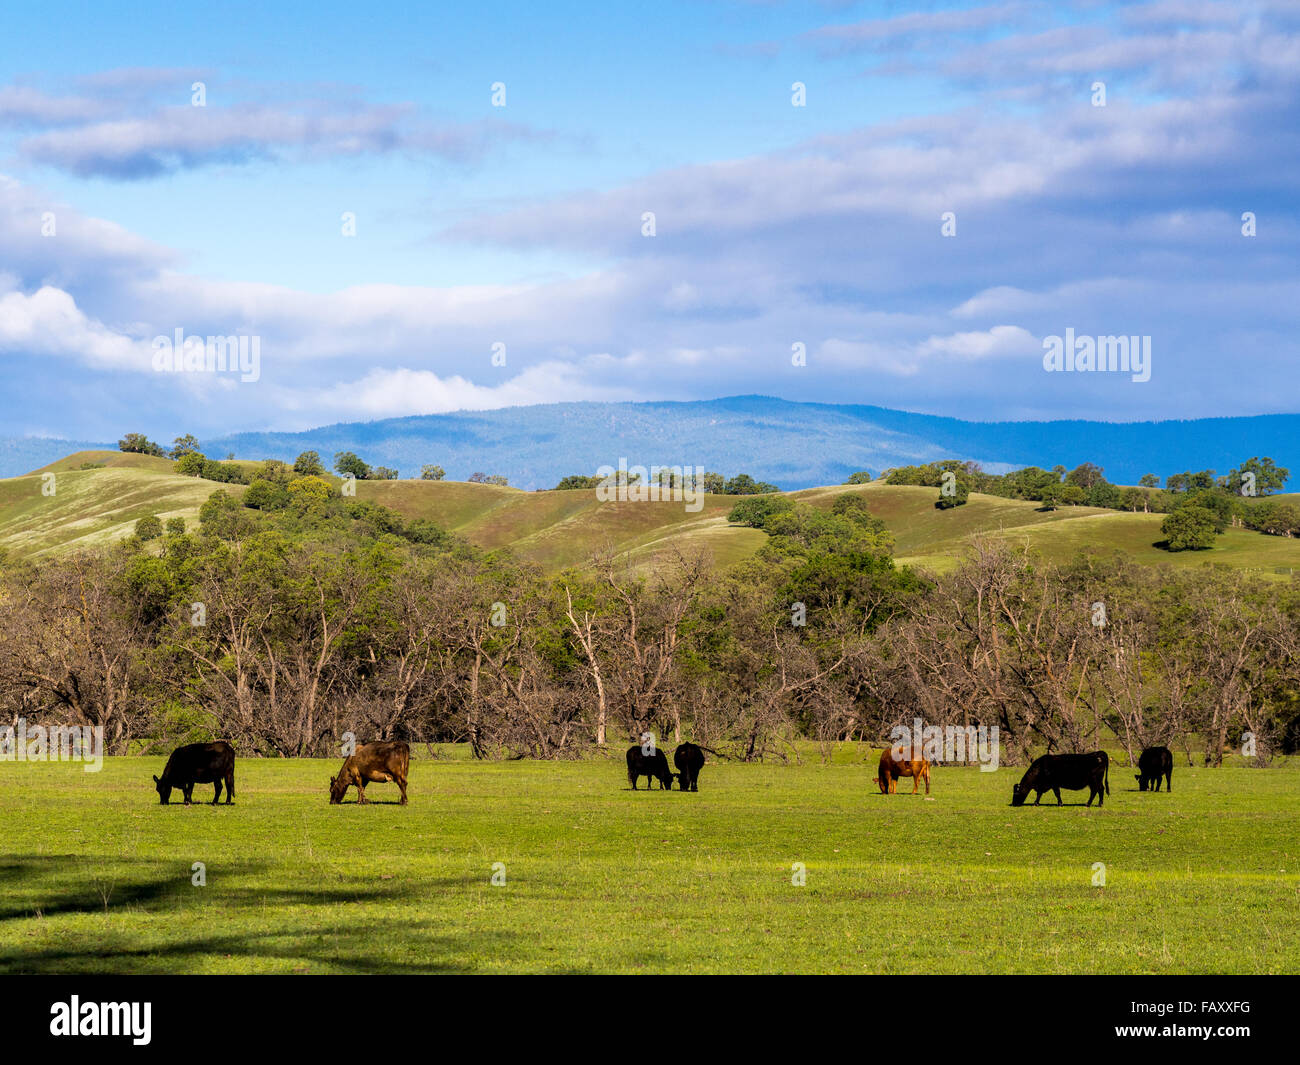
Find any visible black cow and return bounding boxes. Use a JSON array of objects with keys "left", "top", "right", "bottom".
[
  {"left": 1011, "top": 751, "right": 1109, "bottom": 807},
  {"left": 1135, "top": 746, "right": 1173, "bottom": 792},
  {"left": 626, "top": 744, "right": 674, "bottom": 790},
  {"left": 154, "top": 741, "right": 235, "bottom": 805},
  {"left": 674, "top": 742, "right": 705, "bottom": 792}
]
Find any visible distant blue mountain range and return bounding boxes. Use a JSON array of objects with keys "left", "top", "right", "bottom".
[
  {"left": 3, "top": 396, "right": 1297, "bottom": 490},
  {"left": 0, "top": 436, "right": 115, "bottom": 479}
]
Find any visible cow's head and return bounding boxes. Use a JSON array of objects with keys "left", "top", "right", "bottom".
[
  {"left": 1134, "top": 774, "right": 1146, "bottom": 791},
  {"left": 153, "top": 774, "right": 172, "bottom": 805},
  {"left": 328, "top": 774, "right": 348, "bottom": 804},
  {"left": 1011, "top": 779, "right": 1031, "bottom": 806}
]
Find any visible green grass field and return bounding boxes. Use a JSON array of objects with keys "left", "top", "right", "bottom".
[{"left": 2, "top": 749, "right": 1296, "bottom": 974}]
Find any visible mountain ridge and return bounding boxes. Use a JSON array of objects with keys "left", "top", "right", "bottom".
[{"left": 3, "top": 395, "right": 1296, "bottom": 490}]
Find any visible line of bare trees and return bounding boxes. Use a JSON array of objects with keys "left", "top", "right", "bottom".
[{"left": 1, "top": 532, "right": 1296, "bottom": 764}]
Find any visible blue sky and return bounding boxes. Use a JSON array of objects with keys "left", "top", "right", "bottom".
[{"left": 1, "top": 0, "right": 1297, "bottom": 441}]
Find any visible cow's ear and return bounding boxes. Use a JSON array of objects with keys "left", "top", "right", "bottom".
[{"left": 152, "top": 775, "right": 159, "bottom": 785}]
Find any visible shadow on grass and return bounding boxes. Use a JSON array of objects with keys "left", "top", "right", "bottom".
[{"left": 0, "top": 855, "right": 530, "bottom": 975}]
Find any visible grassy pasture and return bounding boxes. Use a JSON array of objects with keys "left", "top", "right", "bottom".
[{"left": 1, "top": 749, "right": 1296, "bottom": 974}]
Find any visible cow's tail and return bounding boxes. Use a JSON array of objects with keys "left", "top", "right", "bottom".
[{"left": 1104, "top": 753, "right": 1110, "bottom": 796}]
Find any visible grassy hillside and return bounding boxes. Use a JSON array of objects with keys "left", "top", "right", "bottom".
[
  {"left": 796, "top": 483, "right": 1300, "bottom": 577},
  {"left": 357, "top": 479, "right": 766, "bottom": 570},
  {"left": 0, "top": 451, "right": 245, "bottom": 558},
  {"left": 1, "top": 750, "right": 1295, "bottom": 974},
  {"left": 2, "top": 452, "right": 1297, "bottom": 576}
]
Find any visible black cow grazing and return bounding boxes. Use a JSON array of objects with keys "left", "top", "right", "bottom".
[
  {"left": 329, "top": 741, "right": 410, "bottom": 805},
  {"left": 1012, "top": 751, "right": 1110, "bottom": 807},
  {"left": 154, "top": 741, "right": 235, "bottom": 805},
  {"left": 626, "top": 744, "right": 674, "bottom": 790},
  {"left": 1135, "top": 746, "right": 1173, "bottom": 792},
  {"left": 674, "top": 742, "right": 705, "bottom": 792}
]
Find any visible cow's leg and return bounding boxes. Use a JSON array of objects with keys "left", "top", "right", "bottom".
[
  {"left": 924, "top": 769, "right": 930, "bottom": 795},
  {"left": 212, "top": 778, "right": 222, "bottom": 804},
  {"left": 397, "top": 773, "right": 408, "bottom": 805},
  {"left": 1166, "top": 771, "right": 1172, "bottom": 793},
  {"left": 226, "top": 770, "right": 234, "bottom": 804},
  {"left": 1053, "top": 787, "right": 1062, "bottom": 806},
  {"left": 183, "top": 784, "right": 194, "bottom": 805},
  {"left": 1153, "top": 776, "right": 1161, "bottom": 793},
  {"left": 357, "top": 781, "right": 368, "bottom": 804},
  {"left": 911, "top": 773, "right": 919, "bottom": 794}
]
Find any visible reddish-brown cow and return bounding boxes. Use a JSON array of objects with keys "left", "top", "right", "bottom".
[
  {"left": 329, "top": 741, "right": 410, "bottom": 805},
  {"left": 877, "top": 747, "right": 931, "bottom": 795}
]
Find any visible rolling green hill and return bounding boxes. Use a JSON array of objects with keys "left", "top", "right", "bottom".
[
  {"left": 794, "top": 483, "right": 1300, "bottom": 577},
  {"left": 0, "top": 451, "right": 246, "bottom": 558},
  {"left": 2, "top": 451, "right": 1297, "bottom": 577},
  {"left": 355, "top": 478, "right": 767, "bottom": 570}
]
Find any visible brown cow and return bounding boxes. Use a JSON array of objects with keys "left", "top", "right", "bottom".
[
  {"left": 329, "top": 740, "right": 410, "bottom": 805},
  {"left": 877, "top": 747, "right": 931, "bottom": 794}
]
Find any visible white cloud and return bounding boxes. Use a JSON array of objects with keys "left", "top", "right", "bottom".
[
  {"left": 0, "top": 284, "right": 148, "bottom": 370},
  {"left": 915, "top": 325, "right": 1039, "bottom": 361},
  {"left": 276, "top": 362, "right": 630, "bottom": 423}
]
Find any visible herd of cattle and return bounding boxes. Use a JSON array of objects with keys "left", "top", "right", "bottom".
[
  {"left": 149, "top": 737, "right": 1175, "bottom": 807},
  {"left": 875, "top": 744, "right": 1173, "bottom": 806}
]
